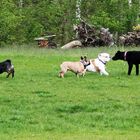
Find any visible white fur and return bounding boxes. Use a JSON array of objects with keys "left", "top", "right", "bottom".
[{"left": 86, "top": 53, "right": 111, "bottom": 76}]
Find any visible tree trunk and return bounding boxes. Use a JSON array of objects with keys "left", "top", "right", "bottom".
[
  {"left": 19, "top": 0, "right": 23, "bottom": 8},
  {"left": 76, "top": 0, "right": 82, "bottom": 21},
  {"left": 128, "top": 0, "right": 132, "bottom": 7}
]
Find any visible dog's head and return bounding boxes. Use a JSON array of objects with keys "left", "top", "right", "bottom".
[
  {"left": 112, "top": 51, "right": 123, "bottom": 60},
  {"left": 98, "top": 53, "right": 111, "bottom": 63},
  {"left": 80, "top": 56, "right": 87, "bottom": 62},
  {"left": 80, "top": 56, "right": 90, "bottom": 68}
]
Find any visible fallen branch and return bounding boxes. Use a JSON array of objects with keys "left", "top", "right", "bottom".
[{"left": 61, "top": 40, "right": 82, "bottom": 49}]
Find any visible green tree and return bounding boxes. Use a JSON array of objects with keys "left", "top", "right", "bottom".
[
  {"left": 0, "top": 0, "right": 22, "bottom": 45},
  {"left": 0, "top": 0, "right": 140, "bottom": 46}
]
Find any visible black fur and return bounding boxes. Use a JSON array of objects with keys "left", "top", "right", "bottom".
[
  {"left": 0, "top": 59, "right": 14, "bottom": 78},
  {"left": 112, "top": 51, "right": 140, "bottom": 75}
]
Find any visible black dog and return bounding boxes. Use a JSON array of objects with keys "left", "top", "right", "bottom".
[
  {"left": 0, "top": 59, "right": 15, "bottom": 78},
  {"left": 112, "top": 51, "right": 140, "bottom": 75}
]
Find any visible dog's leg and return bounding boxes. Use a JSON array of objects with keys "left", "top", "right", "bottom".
[
  {"left": 128, "top": 63, "right": 133, "bottom": 75},
  {"left": 82, "top": 69, "right": 86, "bottom": 77},
  {"left": 100, "top": 69, "right": 109, "bottom": 76},
  {"left": 75, "top": 73, "right": 78, "bottom": 76},
  {"left": 59, "top": 66, "right": 68, "bottom": 78},
  {"left": 6, "top": 72, "right": 11, "bottom": 78},
  {"left": 6, "top": 69, "right": 15, "bottom": 78},
  {"left": 76, "top": 73, "right": 79, "bottom": 78},
  {"left": 11, "top": 69, "right": 15, "bottom": 78},
  {"left": 100, "top": 71, "right": 109, "bottom": 76},
  {"left": 135, "top": 64, "right": 139, "bottom": 75},
  {"left": 104, "top": 71, "right": 109, "bottom": 76},
  {"left": 59, "top": 71, "right": 65, "bottom": 78},
  {"left": 6, "top": 65, "right": 14, "bottom": 78}
]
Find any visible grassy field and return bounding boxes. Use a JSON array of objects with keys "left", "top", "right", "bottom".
[{"left": 0, "top": 46, "right": 140, "bottom": 140}]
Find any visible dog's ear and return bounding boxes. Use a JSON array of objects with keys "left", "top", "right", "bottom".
[
  {"left": 80, "top": 56, "right": 84, "bottom": 60},
  {"left": 117, "top": 51, "right": 120, "bottom": 53},
  {"left": 84, "top": 56, "right": 87, "bottom": 60},
  {"left": 98, "top": 53, "right": 101, "bottom": 58}
]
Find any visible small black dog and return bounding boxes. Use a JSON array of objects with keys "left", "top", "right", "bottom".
[
  {"left": 0, "top": 59, "right": 15, "bottom": 78},
  {"left": 112, "top": 51, "right": 140, "bottom": 75}
]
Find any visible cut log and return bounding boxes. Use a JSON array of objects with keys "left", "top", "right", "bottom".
[{"left": 61, "top": 40, "right": 82, "bottom": 49}]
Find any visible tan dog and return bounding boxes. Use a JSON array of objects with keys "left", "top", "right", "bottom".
[{"left": 59, "top": 56, "right": 90, "bottom": 78}]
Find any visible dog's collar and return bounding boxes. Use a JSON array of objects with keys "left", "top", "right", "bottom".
[
  {"left": 80, "top": 61, "right": 91, "bottom": 69},
  {"left": 84, "top": 62, "right": 91, "bottom": 69},
  {"left": 98, "top": 58, "right": 106, "bottom": 65},
  {"left": 124, "top": 51, "right": 127, "bottom": 61}
]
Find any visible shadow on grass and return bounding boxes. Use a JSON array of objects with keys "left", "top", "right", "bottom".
[{"left": 33, "top": 91, "right": 56, "bottom": 98}]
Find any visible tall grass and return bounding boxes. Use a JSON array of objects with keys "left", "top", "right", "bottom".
[{"left": 0, "top": 46, "right": 140, "bottom": 140}]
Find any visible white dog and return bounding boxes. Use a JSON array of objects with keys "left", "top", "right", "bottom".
[{"left": 86, "top": 53, "right": 111, "bottom": 75}]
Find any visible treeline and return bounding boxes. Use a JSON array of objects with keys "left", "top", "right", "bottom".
[{"left": 0, "top": 0, "right": 140, "bottom": 46}]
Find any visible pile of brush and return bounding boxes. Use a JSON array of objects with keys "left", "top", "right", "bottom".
[
  {"left": 118, "top": 24, "right": 140, "bottom": 46},
  {"left": 119, "top": 31, "right": 140, "bottom": 46},
  {"left": 74, "top": 21, "right": 114, "bottom": 47}
]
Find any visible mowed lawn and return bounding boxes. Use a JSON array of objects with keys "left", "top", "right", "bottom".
[{"left": 0, "top": 46, "right": 140, "bottom": 140}]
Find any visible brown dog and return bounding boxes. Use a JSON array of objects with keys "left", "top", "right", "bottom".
[{"left": 59, "top": 56, "right": 90, "bottom": 78}]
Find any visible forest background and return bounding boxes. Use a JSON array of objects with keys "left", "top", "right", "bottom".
[{"left": 0, "top": 0, "right": 140, "bottom": 47}]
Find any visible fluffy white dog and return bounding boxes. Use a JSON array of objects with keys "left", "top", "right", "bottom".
[{"left": 86, "top": 53, "right": 111, "bottom": 75}]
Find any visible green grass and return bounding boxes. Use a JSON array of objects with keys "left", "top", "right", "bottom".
[{"left": 0, "top": 46, "right": 140, "bottom": 140}]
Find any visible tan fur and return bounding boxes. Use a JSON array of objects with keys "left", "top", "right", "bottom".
[
  {"left": 59, "top": 61, "right": 86, "bottom": 78},
  {"left": 91, "top": 59, "right": 100, "bottom": 72}
]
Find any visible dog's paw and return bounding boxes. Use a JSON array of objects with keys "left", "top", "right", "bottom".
[
  {"left": 104, "top": 72, "right": 109, "bottom": 76},
  {"left": 100, "top": 71, "right": 109, "bottom": 76}
]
